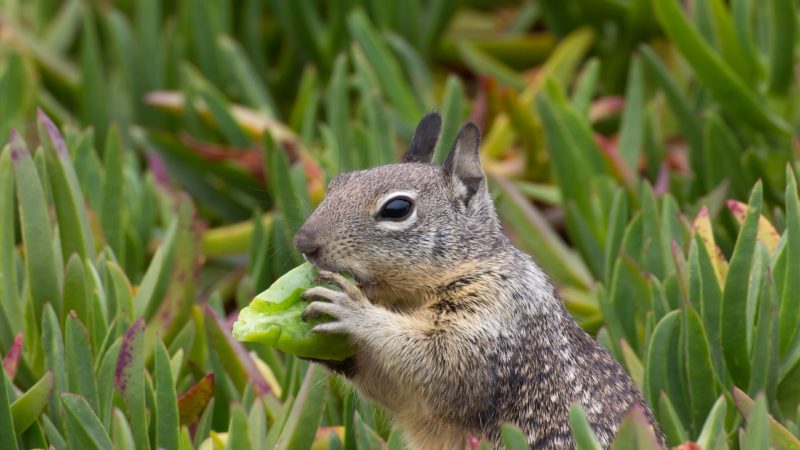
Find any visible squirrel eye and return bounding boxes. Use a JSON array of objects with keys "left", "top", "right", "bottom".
[{"left": 378, "top": 197, "right": 414, "bottom": 221}]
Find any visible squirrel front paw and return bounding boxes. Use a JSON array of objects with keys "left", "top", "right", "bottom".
[{"left": 301, "top": 270, "right": 371, "bottom": 335}]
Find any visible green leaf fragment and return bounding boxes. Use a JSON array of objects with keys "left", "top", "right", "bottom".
[{"left": 233, "top": 263, "right": 355, "bottom": 361}]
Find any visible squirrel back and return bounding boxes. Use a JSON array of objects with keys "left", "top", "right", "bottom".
[{"left": 294, "top": 113, "right": 665, "bottom": 449}]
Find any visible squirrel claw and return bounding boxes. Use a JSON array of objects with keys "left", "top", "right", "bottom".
[
  {"left": 316, "top": 270, "right": 349, "bottom": 288},
  {"left": 302, "top": 301, "right": 339, "bottom": 321},
  {"left": 302, "top": 286, "right": 351, "bottom": 305},
  {"left": 311, "top": 321, "right": 348, "bottom": 335},
  {"left": 300, "top": 306, "right": 320, "bottom": 321},
  {"left": 316, "top": 270, "right": 366, "bottom": 301}
]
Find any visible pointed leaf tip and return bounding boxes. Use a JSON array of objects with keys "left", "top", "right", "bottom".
[
  {"left": 2, "top": 333, "right": 23, "bottom": 380},
  {"left": 10, "top": 371, "right": 54, "bottom": 434},
  {"left": 37, "top": 110, "right": 68, "bottom": 156},
  {"left": 178, "top": 373, "right": 215, "bottom": 426}
]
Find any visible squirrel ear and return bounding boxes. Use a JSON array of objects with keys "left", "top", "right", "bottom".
[
  {"left": 401, "top": 113, "right": 441, "bottom": 163},
  {"left": 443, "top": 122, "right": 483, "bottom": 202}
]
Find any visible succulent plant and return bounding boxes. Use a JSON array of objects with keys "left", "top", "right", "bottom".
[{"left": 0, "top": 0, "right": 799, "bottom": 448}]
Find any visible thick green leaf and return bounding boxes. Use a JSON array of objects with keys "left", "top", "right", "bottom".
[
  {"left": 10, "top": 371, "right": 54, "bottom": 434},
  {"left": 421, "top": 0, "right": 458, "bottom": 55},
  {"left": 225, "top": 404, "right": 253, "bottom": 450},
  {"left": 83, "top": 261, "right": 109, "bottom": 348},
  {"left": 502, "top": 88, "right": 543, "bottom": 170},
  {"left": 386, "top": 429, "right": 407, "bottom": 450},
  {"left": 609, "top": 406, "right": 662, "bottom": 449},
  {"left": 683, "top": 306, "right": 719, "bottom": 434},
  {"left": 179, "top": 426, "right": 193, "bottom": 450},
  {"left": 695, "top": 395, "right": 727, "bottom": 450},
  {"left": 702, "top": 114, "right": 750, "bottom": 198},
  {"left": 63, "top": 255, "right": 89, "bottom": 327},
  {"left": 645, "top": 311, "right": 680, "bottom": 406},
  {"left": 106, "top": 261, "right": 134, "bottom": 321},
  {"left": 617, "top": 56, "right": 645, "bottom": 170},
  {"left": 70, "top": 130, "right": 103, "bottom": 213},
  {"left": 694, "top": 234, "right": 726, "bottom": 380},
  {"left": 652, "top": 0, "right": 790, "bottom": 135},
  {"left": 263, "top": 134, "right": 304, "bottom": 265},
  {"left": 155, "top": 340, "right": 179, "bottom": 450},
  {"left": 114, "top": 318, "right": 149, "bottom": 450},
  {"left": 325, "top": 53, "right": 354, "bottom": 173},
  {"left": 111, "top": 407, "right": 136, "bottom": 450},
  {"left": 742, "top": 394, "right": 769, "bottom": 450},
  {"left": 65, "top": 313, "right": 99, "bottom": 413},
  {"left": 79, "top": 8, "right": 109, "bottom": 142},
  {"left": 101, "top": 125, "right": 125, "bottom": 261},
  {"left": 217, "top": 35, "right": 276, "bottom": 116},
  {"left": 609, "top": 254, "right": 650, "bottom": 354},
  {"left": 433, "top": 75, "right": 468, "bottom": 164},
  {"left": 536, "top": 83, "right": 598, "bottom": 216},
  {"left": 657, "top": 393, "right": 688, "bottom": 447},
  {"left": 779, "top": 167, "right": 800, "bottom": 355},
  {"left": 289, "top": 67, "right": 320, "bottom": 143},
  {"left": 733, "top": 387, "right": 800, "bottom": 449},
  {"left": 274, "top": 364, "right": 328, "bottom": 450},
  {"left": 639, "top": 45, "right": 703, "bottom": 176},
  {"left": 41, "top": 302, "right": 66, "bottom": 417},
  {"left": 354, "top": 412, "right": 383, "bottom": 450},
  {"left": 275, "top": 0, "right": 329, "bottom": 71},
  {"left": 11, "top": 131, "right": 62, "bottom": 320},
  {"left": 457, "top": 41, "right": 526, "bottom": 90},
  {"left": 767, "top": 0, "right": 796, "bottom": 95},
  {"left": 0, "top": 368, "right": 18, "bottom": 450},
  {"left": 707, "top": 0, "right": 756, "bottom": 84},
  {"left": 347, "top": 9, "right": 424, "bottom": 125},
  {"left": 41, "top": 414, "right": 67, "bottom": 450},
  {"left": 352, "top": 48, "right": 395, "bottom": 168},
  {"left": 748, "top": 246, "right": 779, "bottom": 401},
  {"left": 188, "top": 69, "right": 252, "bottom": 148},
  {"left": 248, "top": 398, "right": 267, "bottom": 449},
  {"left": 39, "top": 111, "right": 94, "bottom": 263},
  {"left": 133, "top": 217, "right": 178, "bottom": 319},
  {"left": 620, "top": 340, "right": 644, "bottom": 389},
  {"left": 193, "top": 398, "right": 216, "bottom": 449},
  {"left": 569, "top": 404, "right": 603, "bottom": 450},
  {"left": 492, "top": 176, "right": 592, "bottom": 290},
  {"left": 0, "top": 148, "right": 20, "bottom": 349},
  {"left": 97, "top": 338, "right": 121, "bottom": 429},
  {"left": 500, "top": 424, "right": 529, "bottom": 449},
  {"left": 721, "top": 182, "right": 762, "bottom": 388},
  {"left": 205, "top": 306, "right": 272, "bottom": 395},
  {"left": 571, "top": 58, "right": 600, "bottom": 117},
  {"left": 61, "top": 393, "right": 113, "bottom": 450}
]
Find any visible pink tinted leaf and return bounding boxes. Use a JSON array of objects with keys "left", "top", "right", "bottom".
[
  {"left": 114, "top": 318, "right": 144, "bottom": 394},
  {"left": 727, "top": 200, "right": 781, "bottom": 254},
  {"left": 177, "top": 373, "right": 215, "bottom": 426},
  {"left": 114, "top": 318, "right": 149, "bottom": 449},
  {"left": 2, "top": 333, "right": 22, "bottom": 380}
]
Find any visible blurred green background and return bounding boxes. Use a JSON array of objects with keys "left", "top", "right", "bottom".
[{"left": 1, "top": 0, "right": 799, "bottom": 448}]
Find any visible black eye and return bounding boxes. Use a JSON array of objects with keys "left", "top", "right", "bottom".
[{"left": 378, "top": 197, "right": 414, "bottom": 221}]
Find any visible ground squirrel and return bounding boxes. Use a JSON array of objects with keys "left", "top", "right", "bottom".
[{"left": 294, "top": 113, "right": 665, "bottom": 449}]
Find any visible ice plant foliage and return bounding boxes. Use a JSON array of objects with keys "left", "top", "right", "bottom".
[{"left": 0, "top": 0, "right": 799, "bottom": 448}]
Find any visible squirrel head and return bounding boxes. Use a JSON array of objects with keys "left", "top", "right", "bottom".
[{"left": 294, "top": 113, "right": 504, "bottom": 304}]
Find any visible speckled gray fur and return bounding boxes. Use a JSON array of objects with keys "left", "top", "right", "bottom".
[{"left": 295, "top": 114, "right": 665, "bottom": 449}]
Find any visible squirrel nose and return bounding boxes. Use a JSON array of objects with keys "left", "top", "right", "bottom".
[{"left": 294, "top": 228, "right": 320, "bottom": 257}]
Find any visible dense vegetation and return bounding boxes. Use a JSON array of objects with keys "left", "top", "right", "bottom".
[{"left": 1, "top": 0, "right": 799, "bottom": 448}]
